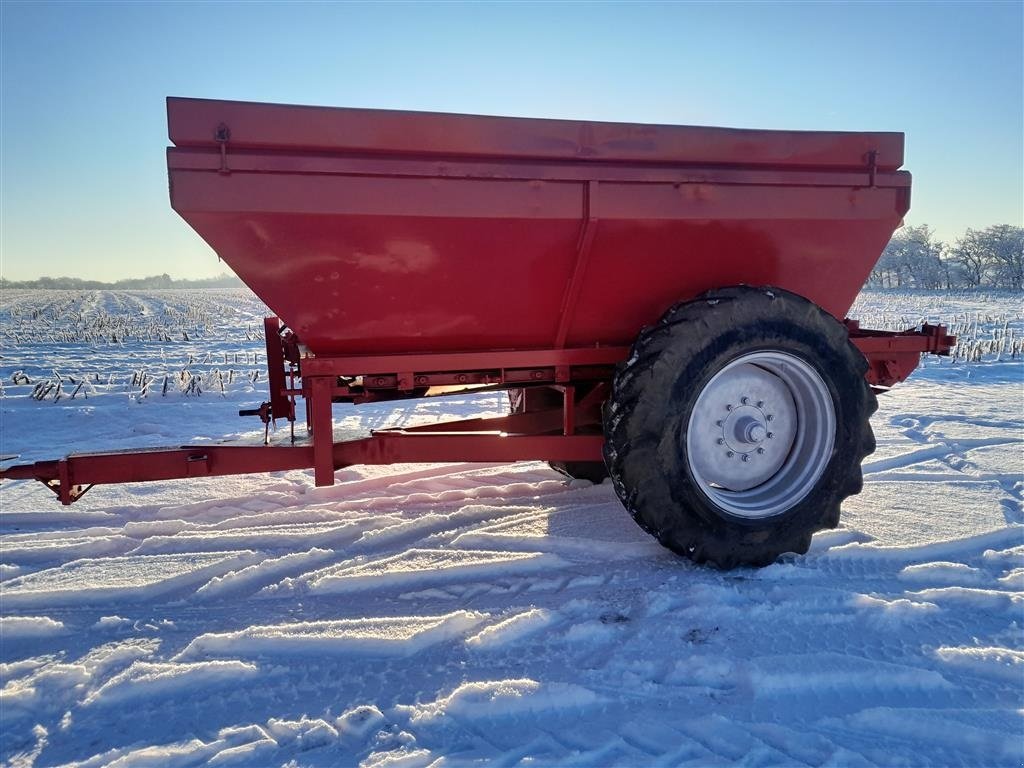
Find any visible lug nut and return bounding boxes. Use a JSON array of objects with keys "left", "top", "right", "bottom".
[
  {"left": 767, "top": 432, "right": 774, "bottom": 439},
  {"left": 741, "top": 454, "right": 750, "bottom": 462},
  {"left": 766, "top": 414, "right": 774, "bottom": 422},
  {"left": 757, "top": 447, "right": 765, "bottom": 454},
  {"left": 757, "top": 400, "right": 764, "bottom": 408},
  {"left": 726, "top": 451, "right": 735, "bottom": 458},
  {"left": 726, "top": 404, "right": 733, "bottom": 411},
  {"left": 716, "top": 419, "right": 723, "bottom": 427},
  {"left": 741, "top": 396, "right": 749, "bottom": 405},
  {"left": 716, "top": 438, "right": 725, "bottom": 445}
]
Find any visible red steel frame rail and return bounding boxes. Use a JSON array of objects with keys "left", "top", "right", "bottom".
[
  {"left": 0, "top": 320, "right": 953, "bottom": 505},
  {"left": 0, "top": 406, "right": 604, "bottom": 506},
  {"left": 847, "top": 321, "right": 956, "bottom": 389}
]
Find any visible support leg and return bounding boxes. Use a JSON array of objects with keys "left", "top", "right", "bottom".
[
  {"left": 310, "top": 377, "right": 335, "bottom": 487},
  {"left": 562, "top": 385, "right": 575, "bottom": 435}
]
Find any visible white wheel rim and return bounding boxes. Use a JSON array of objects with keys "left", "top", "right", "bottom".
[{"left": 684, "top": 351, "right": 835, "bottom": 519}]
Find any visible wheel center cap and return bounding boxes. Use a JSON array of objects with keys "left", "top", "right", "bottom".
[{"left": 735, "top": 416, "right": 767, "bottom": 444}]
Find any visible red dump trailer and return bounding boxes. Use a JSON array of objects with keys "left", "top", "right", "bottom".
[{"left": 1, "top": 98, "right": 954, "bottom": 568}]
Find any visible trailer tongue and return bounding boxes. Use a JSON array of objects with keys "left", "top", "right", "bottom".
[{"left": 1, "top": 98, "right": 955, "bottom": 568}]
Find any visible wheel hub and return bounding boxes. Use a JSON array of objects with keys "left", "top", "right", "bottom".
[
  {"left": 684, "top": 351, "right": 836, "bottom": 519},
  {"left": 689, "top": 363, "right": 798, "bottom": 492},
  {"left": 724, "top": 407, "right": 769, "bottom": 452},
  {"left": 733, "top": 415, "right": 767, "bottom": 445}
]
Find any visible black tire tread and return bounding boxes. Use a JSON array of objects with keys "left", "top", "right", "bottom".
[{"left": 603, "top": 286, "right": 877, "bottom": 569}]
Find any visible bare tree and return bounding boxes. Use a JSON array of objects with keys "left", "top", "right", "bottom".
[
  {"left": 871, "top": 239, "right": 904, "bottom": 287},
  {"left": 983, "top": 224, "right": 1024, "bottom": 290},
  {"left": 889, "top": 225, "right": 947, "bottom": 289},
  {"left": 951, "top": 228, "right": 990, "bottom": 288}
]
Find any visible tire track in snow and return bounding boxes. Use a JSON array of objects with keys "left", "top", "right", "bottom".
[
  {"left": 3, "top": 290, "right": 1022, "bottom": 767},
  {"left": 1, "top": 551, "right": 263, "bottom": 608}
]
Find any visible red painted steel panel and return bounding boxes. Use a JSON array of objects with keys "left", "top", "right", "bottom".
[
  {"left": 172, "top": 173, "right": 583, "bottom": 355},
  {"left": 568, "top": 183, "right": 903, "bottom": 337},
  {"left": 168, "top": 97, "right": 904, "bottom": 169},
  {"left": 167, "top": 98, "right": 910, "bottom": 358}
]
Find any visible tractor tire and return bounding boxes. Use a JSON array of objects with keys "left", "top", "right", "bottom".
[
  {"left": 508, "top": 387, "right": 609, "bottom": 484},
  {"left": 603, "top": 286, "right": 876, "bottom": 569}
]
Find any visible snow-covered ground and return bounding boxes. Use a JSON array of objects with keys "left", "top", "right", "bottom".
[{"left": 1, "top": 289, "right": 1021, "bottom": 767}]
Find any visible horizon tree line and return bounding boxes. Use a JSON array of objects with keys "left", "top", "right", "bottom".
[
  {"left": 0, "top": 272, "right": 242, "bottom": 291},
  {"left": 867, "top": 224, "right": 1023, "bottom": 291}
]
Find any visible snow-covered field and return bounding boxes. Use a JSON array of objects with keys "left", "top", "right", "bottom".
[{"left": 1, "top": 289, "right": 1021, "bottom": 767}]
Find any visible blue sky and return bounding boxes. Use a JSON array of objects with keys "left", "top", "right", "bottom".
[{"left": 1, "top": 1, "right": 1021, "bottom": 281}]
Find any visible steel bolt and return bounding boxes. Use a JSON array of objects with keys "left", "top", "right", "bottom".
[{"left": 457, "top": 374, "right": 468, "bottom": 384}]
